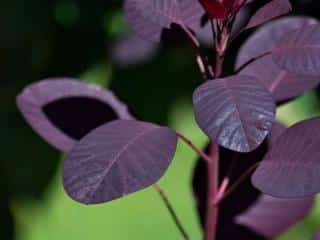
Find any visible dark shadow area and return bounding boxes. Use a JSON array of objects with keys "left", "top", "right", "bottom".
[{"left": 43, "top": 97, "right": 119, "bottom": 140}]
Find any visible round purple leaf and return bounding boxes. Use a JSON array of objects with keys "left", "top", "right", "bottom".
[
  {"left": 252, "top": 117, "right": 320, "bottom": 198},
  {"left": 62, "top": 120, "right": 178, "bottom": 204},
  {"left": 236, "top": 195, "right": 314, "bottom": 238},
  {"left": 272, "top": 24, "right": 320, "bottom": 77},
  {"left": 124, "top": 0, "right": 204, "bottom": 41},
  {"left": 237, "top": 17, "right": 319, "bottom": 102},
  {"left": 245, "top": 0, "right": 292, "bottom": 30},
  {"left": 193, "top": 75, "right": 276, "bottom": 152},
  {"left": 239, "top": 55, "right": 320, "bottom": 102},
  {"left": 236, "top": 16, "right": 318, "bottom": 68},
  {"left": 16, "top": 78, "right": 132, "bottom": 152}
]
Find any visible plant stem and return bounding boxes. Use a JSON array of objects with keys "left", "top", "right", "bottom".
[
  {"left": 204, "top": 143, "right": 219, "bottom": 240},
  {"left": 215, "top": 162, "right": 260, "bottom": 205},
  {"left": 176, "top": 132, "right": 213, "bottom": 163},
  {"left": 179, "top": 23, "right": 214, "bottom": 80},
  {"left": 214, "top": 54, "right": 224, "bottom": 78},
  {"left": 154, "top": 184, "right": 190, "bottom": 240},
  {"left": 204, "top": 19, "right": 229, "bottom": 240}
]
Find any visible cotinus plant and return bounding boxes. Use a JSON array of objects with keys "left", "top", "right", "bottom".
[{"left": 16, "top": 0, "right": 320, "bottom": 239}]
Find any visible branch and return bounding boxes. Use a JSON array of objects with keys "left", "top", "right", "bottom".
[
  {"left": 215, "top": 162, "right": 260, "bottom": 205},
  {"left": 154, "top": 184, "right": 190, "bottom": 240},
  {"left": 179, "top": 23, "right": 214, "bottom": 80},
  {"left": 176, "top": 132, "right": 213, "bottom": 163}
]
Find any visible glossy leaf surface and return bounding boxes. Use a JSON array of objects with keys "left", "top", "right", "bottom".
[
  {"left": 16, "top": 78, "right": 132, "bottom": 152},
  {"left": 252, "top": 117, "right": 320, "bottom": 198},
  {"left": 124, "top": 0, "right": 204, "bottom": 41},
  {"left": 193, "top": 75, "right": 275, "bottom": 152},
  {"left": 245, "top": 0, "right": 292, "bottom": 29},
  {"left": 63, "top": 120, "right": 178, "bottom": 204},
  {"left": 272, "top": 24, "right": 320, "bottom": 76}
]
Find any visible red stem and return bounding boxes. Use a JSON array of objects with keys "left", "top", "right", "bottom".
[
  {"left": 204, "top": 19, "right": 228, "bottom": 240},
  {"left": 205, "top": 143, "right": 219, "bottom": 240}
]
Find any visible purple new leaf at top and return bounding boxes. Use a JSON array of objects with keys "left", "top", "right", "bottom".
[
  {"left": 272, "top": 24, "right": 320, "bottom": 77},
  {"left": 124, "top": 0, "right": 204, "bottom": 41},
  {"left": 193, "top": 75, "right": 275, "bottom": 152},
  {"left": 245, "top": 0, "right": 292, "bottom": 30},
  {"left": 16, "top": 78, "right": 132, "bottom": 152},
  {"left": 236, "top": 17, "right": 320, "bottom": 102},
  {"left": 63, "top": 120, "right": 178, "bottom": 204},
  {"left": 252, "top": 117, "right": 320, "bottom": 198}
]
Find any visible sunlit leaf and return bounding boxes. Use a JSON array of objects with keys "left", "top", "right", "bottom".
[{"left": 193, "top": 75, "right": 276, "bottom": 152}]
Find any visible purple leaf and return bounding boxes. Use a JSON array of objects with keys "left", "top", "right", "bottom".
[
  {"left": 272, "top": 24, "right": 320, "bottom": 76},
  {"left": 252, "top": 117, "right": 320, "bottom": 198},
  {"left": 311, "top": 230, "right": 320, "bottom": 240},
  {"left": 245, "top": 0, "right": 292, "bottom": 29},
  {"left": 111, "top": 34, "right": 159, "bottom": 67},
  {"left": 236, "top": 195, "right": 314, "bottom": 238},
  {"left": 124, "top": 0, "right": 204, "bottom": 41},
  {"left": 237, "top": 17, "right": 319, "bottom": 102},
  {"left": 62, "top": 120, "right": 178, "bottom": 204},
  {"left": 239, "top": 55, "right": 320, "bottom": 102},
  {"left": 236, "top": 17, "right": 318, "bottom": 68},
  {"left": 193, "top": 75, "right": 276, "bottom": 152},
  {"left": 16, "top": 78, "right": 132, "bottom": 152}
]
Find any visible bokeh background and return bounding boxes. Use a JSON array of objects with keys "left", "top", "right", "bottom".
[{"left": 1, "top": 0, "right": 320, "bottom": 239}]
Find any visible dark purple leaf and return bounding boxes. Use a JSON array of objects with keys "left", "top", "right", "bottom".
[
  {"left": 236, "top": 195, "right": 314, "bottom": 238},
  {"left": 193, "top": 123, "right": 311, "bottom": 239},
  {"left": 311, "top": 230, "right": 320, "bottom": 240},
  {"left": 239, "top": 55, "right": 320, "bottom": 102},
  {"left": 193, "top": 75, "right": 276, "bottom": 152},
  {"left": 16, "top": 78, "right": 132, "bottom": 152},
  {"left": 272, "top": 24, "right": 320, "bottom": 76},
  {"left": 111, "top": 34, "right": 159, "bottom": 67},
  {"left": 245, "top": 0, "right": 292, "bottom": 29},
  {"left": 62, "top": 120, "right": 178, "bottom": 204},
  {"left": 236, "top": 17, "right": 318, "bottom": 68},
  {"left": 252, "top": 117, "right": 320, "bottom": 198},
  {"left": 124, "top": 0, "right": 204, "bottom": 41},
  {"left": 237, "top": 17, "right": 319, "bottom": 102}
]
